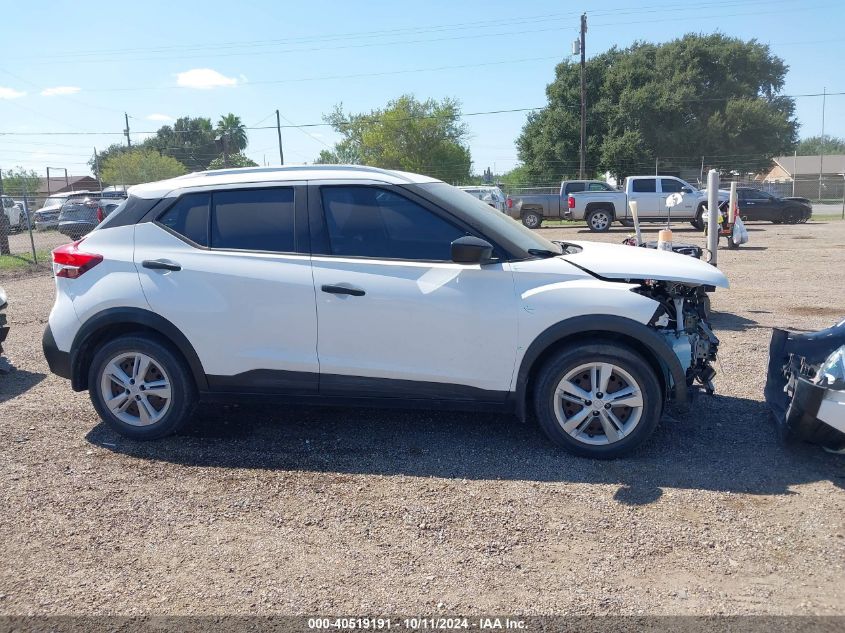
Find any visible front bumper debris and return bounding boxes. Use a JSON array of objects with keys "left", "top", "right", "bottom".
[{"left": 765, "top": 320, "right": 845, "bottom": 451}]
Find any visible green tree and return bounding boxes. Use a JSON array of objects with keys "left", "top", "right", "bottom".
[
  {"left": 518, "top": 34, "right": 798, "bottom": 182},
  {"left": 0, "top": 166, "right": 40, "bottom": 197},
  {"left": 207, "top": 152, "right": 258, "bottom": 169},
  {"left": 89, "top": 144, "right": 131, "bottom": 179},
  {"left": 317, "top": 95, "right": 472, "bottom": 183},
  {"left": 144, "top": 116, "right": 218, "bottom": 171},
  {"left": 796, "top": 135, "right": 845, "bottom": 156},
  {"left": 100, "top": 149, "right": 187, "bottom": 185}
]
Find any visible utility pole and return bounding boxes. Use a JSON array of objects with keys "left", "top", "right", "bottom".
[
  {"left": 578, "top": 12, "right": 587, "bottom": 179},
  {"left": 124, "top": 112, "right": 132, "bottom": 148},
  {"left": 792, "top": 150, "right": 797, "bottom": 197},
  {"left": 275, "top": 110, "right": 285, "bottom": 166},
  {"left": 819, "top": 87, "right": 826, "bottom": 201},
  {"left": 93, "top": 148, "right": 102, "bottom": 190}
]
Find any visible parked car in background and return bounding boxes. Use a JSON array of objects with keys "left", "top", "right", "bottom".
[
  {"left": 507, "top": 180, "right": 616, "bottom": 228},
  {"left": 34, "top": 191, "right": 98, "bottom": 231},
  {"left": 96, "top": 189, "right": 129, "bottom": 222},
  {"left": 735, "top": 187, "right": 812, "bottom": 224},
  {"left": 58, "top": 196, "right": 101, "bottom": 240},
  {"left": 457, "top": 186, "right": 507, "bottom": 212},
  {"left": 1, "top": 195, "right": 25, "bottom": 232},
  {"left": 567, "top": 176, "right": 722, "bottom": 232},
  {"left": 43, "top": 165, "right": 728, "bottom": 458}
]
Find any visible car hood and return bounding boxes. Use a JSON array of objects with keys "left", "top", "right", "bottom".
[{"left": 560, "top": 240, "right": 729, "bottom": 288}]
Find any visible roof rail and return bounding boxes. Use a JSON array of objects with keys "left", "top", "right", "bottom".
[{"left": 189, "top": 164, "right": 415, "bottom": 182}]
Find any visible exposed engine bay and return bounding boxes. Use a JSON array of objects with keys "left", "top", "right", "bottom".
[{"left": 634, "top": 281, "right": 720, "bottom": 396}]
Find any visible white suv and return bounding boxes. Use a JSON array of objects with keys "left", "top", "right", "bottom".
[{"left": 43, "top": 166, "right": 728, "bottom": 458}]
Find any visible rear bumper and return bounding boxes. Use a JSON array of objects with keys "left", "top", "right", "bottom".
[{"left": 42, "top": 325, "right": 72, "bottom": 380}]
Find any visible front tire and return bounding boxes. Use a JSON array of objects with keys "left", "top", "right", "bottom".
[
  {"left": 586, "top": 208, "right": 612, "bottom": 232},
  {"left": 89, "top": 334, "right": 197, "bottom": 440},
  {"left": 690, "top": 205, "right": 705, "bottom": 230},
  {"left": 522, "top": 211, "right": 542, "bottom": 229},
  {"left": 533, "top": 343, "right": 662, "bottom": 458},
  {"left": 782, "top": 208, "right": 800, "bottom": 224}
]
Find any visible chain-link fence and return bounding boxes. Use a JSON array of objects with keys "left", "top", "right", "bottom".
[{"left": 0, "top": 189, "right": 73, "bottom": 275}]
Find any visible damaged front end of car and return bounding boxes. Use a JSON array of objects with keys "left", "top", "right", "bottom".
[
  {"left": 635, "top": 281, "right": 720, "bottom": 397},
  {"left": 765, "top": 319, "right": 845, "bottom": 452}
]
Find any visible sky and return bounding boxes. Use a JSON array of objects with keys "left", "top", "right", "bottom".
[{"left": 1, "top": 0, "right": 843, "bottom": 178}]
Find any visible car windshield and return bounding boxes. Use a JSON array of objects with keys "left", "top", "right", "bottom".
[
  {"left": 417, "top": 182, "right": 562, "bottom": 257},
  {"left": 42, "top": 197, "right": 66, "bottom": 208}
]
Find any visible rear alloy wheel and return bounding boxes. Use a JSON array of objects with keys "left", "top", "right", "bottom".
[
  {"left": 89, "top": 335, "right": 196, "bottom": 439},
  {"left": 534, "top": 343, "right": 662, "bottom": 458},
  {"left": 586, "top": 208, "right": 612, "bottom": 232},
  {"left": 522, "top": 211, "right": 542, "bottom": 229}
]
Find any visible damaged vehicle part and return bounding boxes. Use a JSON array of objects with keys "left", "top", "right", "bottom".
[
  {"left": 0, "top": 286, "right": 10, "bottom": 374},
  {"left": 765, "top": 319, "right": 845, "bottom": 451}
]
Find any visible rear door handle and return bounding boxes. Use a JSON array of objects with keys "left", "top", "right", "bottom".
[
  {"left": 321, "top": 284, "right": 365, "bottom": 297},
  {"left": 142, "top": 259, "right": 181, "bottom": 272}
]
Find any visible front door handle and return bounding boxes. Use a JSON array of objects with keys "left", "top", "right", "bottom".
[
  {"left": 142, "top": 259, "right": 181, "bottom": 272},
  {"left": 321, "top": 284, "right": 365, "bottom": 297}
]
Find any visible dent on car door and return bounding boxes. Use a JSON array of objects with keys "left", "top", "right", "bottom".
[
  {"left": 308, "top": 183, "right": 519, "bottom": 400},
  {"left": 134, "top": 185, "right": 319, "bottom": 392}
]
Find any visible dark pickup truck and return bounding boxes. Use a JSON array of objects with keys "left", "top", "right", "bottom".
[{"left": 508, "top": 180, "right": 615, "bottom": 228}]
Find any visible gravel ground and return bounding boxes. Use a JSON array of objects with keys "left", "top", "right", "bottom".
[{"left": 0, "top": 219, "right": 843, "bottom": 616}]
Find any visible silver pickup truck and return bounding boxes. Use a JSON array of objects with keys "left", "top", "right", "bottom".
[
  {"left": 567, "top": 176, "right": 718, "bottom": 232},
  {"left": 508, "top": 180, "right": 615, "bottom": 228}
]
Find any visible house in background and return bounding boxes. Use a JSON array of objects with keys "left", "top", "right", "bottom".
[
  {"left": 36, "top": 175, "right": 100, "bottom": 198},
  {"left": 759, "top": 154, "right": 845, "bottom": 200}
]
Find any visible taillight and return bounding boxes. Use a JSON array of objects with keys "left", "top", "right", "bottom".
[
  {"left": 52, "top": 241, "right": 103, "bottom": 279},
  {"left": 96, "top": 206, "right": 104, "bottom": 222},
  {"left": 568, "top": 195, "right": 575, "bottom": 209},
  {"left": 506, "top": 197, "right": 513, "bottom": 209}
]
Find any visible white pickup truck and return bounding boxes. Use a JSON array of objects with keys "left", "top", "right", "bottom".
[{"left": 566, "top": 176, "right": 718, "bottom": 232}]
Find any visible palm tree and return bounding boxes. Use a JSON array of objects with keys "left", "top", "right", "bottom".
[{"left": 215, "top": 114, "right": 248, "bottom": 167}]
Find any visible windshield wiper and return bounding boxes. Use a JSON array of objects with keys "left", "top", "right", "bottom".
[{"left": 527, "top": 248, "right": 560, "bottom": 258}]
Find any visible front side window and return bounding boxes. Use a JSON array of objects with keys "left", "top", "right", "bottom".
[
  {"left": 157, "top": 193, "right": 210, "bottom": 246},
  {"left": 632, "top": 179, "right": 657, "bottom": 193},
  {"left": 211, "top": 188, "right": 295, "bottom": 252},
  {"left": 320, "top": 186, "right": 467, "bottom": 261},
  {"left": 660, "top": 179, "right": 684, "bottom": 193},
  {"left": 588, "top": 182, "right": 611, "bottom": 191}
]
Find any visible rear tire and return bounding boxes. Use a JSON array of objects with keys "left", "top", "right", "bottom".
[
  {"left": 533, "top": 343, "right": 662, "bottom": 458},
  {"left": 88, "top": 334, "right": 197, "bottom": 440},
  {"left": 522, "top": 211, "right": 542, "bottom": 229},
  {"left": 586, "top": 208, "right": 612, "bottom": 232}
]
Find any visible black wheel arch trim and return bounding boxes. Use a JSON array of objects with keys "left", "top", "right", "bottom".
[
  {"left": 68, "top": 307, "right": 208, "bottom": 392},
  {"left": 514, "top": 314, "right": 687, "bottom": 420}
]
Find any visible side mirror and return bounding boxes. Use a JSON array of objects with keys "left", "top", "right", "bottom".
[
  {"left": 681, "top": 187, "right": 693, "bottom": 194},
  {"left": 451, "top": 236, "right": 493, "bottom": 264}
]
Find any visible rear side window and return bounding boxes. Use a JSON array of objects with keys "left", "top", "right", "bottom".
[
  {"left": 632, "top": 178, "right": 657, "bottom": 193},
  {"left": 320, "top": 186, "right": 467, "bottom": 260},
  {"left": 211, "top": 188, "right": 295, "bottom": 252},
  {"left": 565, "top": 182, "right": 585, "bottom": 194},
  {"left": 157, "top": 193, "right": 210, "bottom": 246}
]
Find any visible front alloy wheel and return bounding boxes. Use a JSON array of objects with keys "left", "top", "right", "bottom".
[{"left": 534, "top": 343, "right": 662, "bottom": 458}]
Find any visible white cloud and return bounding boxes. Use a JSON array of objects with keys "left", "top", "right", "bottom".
[
  {"left": 41, "top": 86, "right": 81, "bottom": 96},
  {"left": 175, "top": 68, "right": 238, "bottom": 90},
  {"left": 0, "top": 86, "right": 26, "bottom": 99},
  {"left": 146, "top": 113, "right": 174, "bottom": 122}
]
